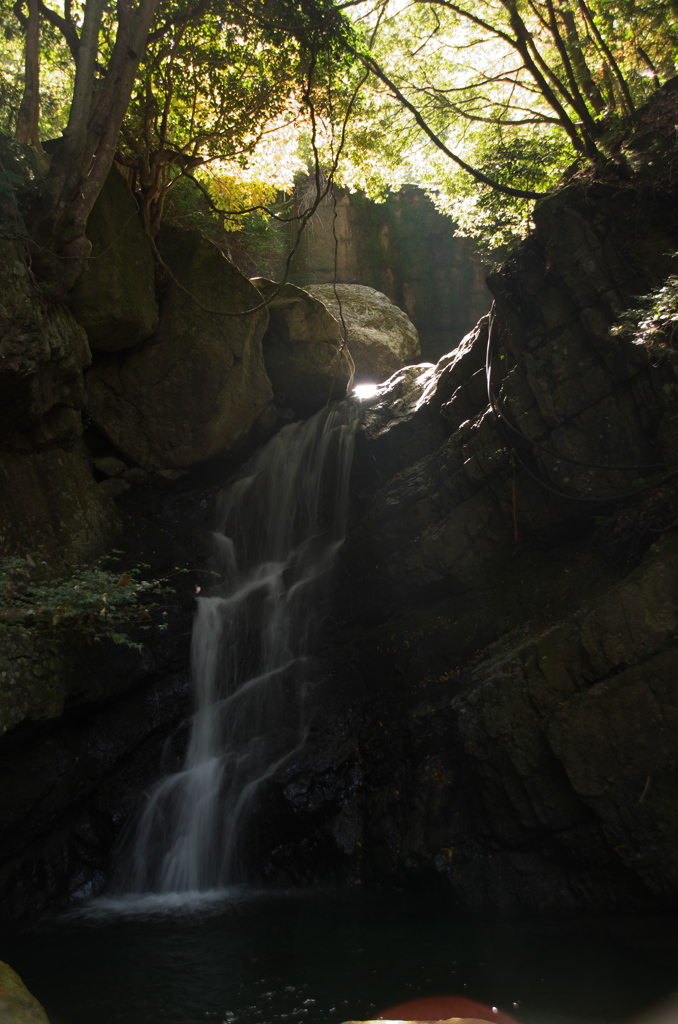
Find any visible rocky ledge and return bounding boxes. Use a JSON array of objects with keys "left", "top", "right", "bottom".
[{"left": 240, "top": 172, "right": 678, "bottom": 912}]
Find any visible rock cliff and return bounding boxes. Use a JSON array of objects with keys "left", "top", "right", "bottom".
[
  {"left": 284, "top": 184, "right": 491, "bottom": 362},
  {"left": 239, "top": 174, "right": 678, "bottom": 912},
  {"left": 2, "top": 122, "right": 678, "bottom": 920},
  {"left": 0, "top": 148, "right": 375, "bottom": 921}
]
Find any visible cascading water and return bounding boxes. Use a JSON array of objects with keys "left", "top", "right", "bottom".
[{"left": 116, "top": 400, "right": 361, "bottom": 894}]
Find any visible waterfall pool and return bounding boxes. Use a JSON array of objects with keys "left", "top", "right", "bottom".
[{"left": 1, "top": 887, "right": 677, "bottom": 1024}]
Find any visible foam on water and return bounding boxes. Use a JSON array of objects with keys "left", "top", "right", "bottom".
[{"left": 68, "top": 888, "right": 246, "bottom": 922}]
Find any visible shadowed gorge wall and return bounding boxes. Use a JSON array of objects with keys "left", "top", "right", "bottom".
[
  {"left": 2, "top": 102, "right": 678, "bottom": 920},
  {"left": 237, "top": 174, "right": 678, "bottom": 913},
  {"left": 286, "top": 185, "right": 491, "bottom": 363}
]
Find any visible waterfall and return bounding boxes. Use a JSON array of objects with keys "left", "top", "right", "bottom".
[{"left": 116, "top": 400, "right": 361, "bottom": 894}]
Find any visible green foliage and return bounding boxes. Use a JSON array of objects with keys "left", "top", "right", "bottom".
[
  {"left": 334, "top": 0, "right": 678, "bottom": 242},
  {"left": 119, "top": 4, "right": 305, "bottom": 231},
  {"left": 426, "top": 126, "right": 573, "bottom": 249},
  {"left": 0, "top": 553, "right": 182, "bottom": 650},
  {"left": 1, "top": 0, "right": 359, "bottom": 242},
  {"left": 612, "top": 264, "right": 678, "bottom": 355},
  {"left": 4, "top": 0, "right": 677, "bottom": 252},
  {"left": 161, "top": 175, "right": 289, "bottom": 277},
  {"left": 0, "top": 6, "right": 73, "bottom": 139}
]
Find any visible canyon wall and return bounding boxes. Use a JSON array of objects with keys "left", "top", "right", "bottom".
[
  {"left": 243, "top": 174, "right": 678, "bottom": 912},
  {"left": 1, "top": 105, "right": 678, "bottom": 918},
  {"left": 284, "top": 185, "right": 491, "bottom": 363}
]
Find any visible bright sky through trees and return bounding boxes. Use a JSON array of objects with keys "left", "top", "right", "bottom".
[{"left": 1, "top": 0, "right": 676, "bottom": 273}]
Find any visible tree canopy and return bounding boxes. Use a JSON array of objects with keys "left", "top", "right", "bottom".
[
  {"left": 1, "top": 0, "right": 676, "bottom": 283},
  {"left": 0, "top": 0, "right": 356, "bottom": 292},
  {"left": 332, "top": 0, "right": 678, "bottom": 243}
]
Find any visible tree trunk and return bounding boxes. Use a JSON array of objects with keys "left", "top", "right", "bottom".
[
  {"left": 15, "top": 0, "right": 42, "bottom": 149},
  {"left": 30, "top": 0, "right": 160, "bottom": 296},
  {"left": 560, "top": 9, "right": 605, "bottom": 115}
]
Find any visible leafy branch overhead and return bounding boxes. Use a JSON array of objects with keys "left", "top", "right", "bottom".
[
  {"left": 0, "top": 0, "right": 676, "bottom": 269},
  {"left": 613, "top": 266, "right": 678, "bottom": 357},
  {"left": 336, "top": 0, "right": 678, "bottom": 242}
]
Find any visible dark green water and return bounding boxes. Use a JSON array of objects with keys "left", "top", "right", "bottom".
[{"left": 1, "top": 887, "right": 677, "bottom": 1024}]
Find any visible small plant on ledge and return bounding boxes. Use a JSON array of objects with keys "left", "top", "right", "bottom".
[
  {"left": 0, "top": 553, "right": 183, "bottom": 650},
  {"left": 612, "top": 261, "right": 678, "bottom": 357}
]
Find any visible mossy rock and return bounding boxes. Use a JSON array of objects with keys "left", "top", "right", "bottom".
[
  {"left": 253, "top": 278, "right": 355, "bottom": 412},
  {"left": 0, "top": 962, "right": 50, "bottom": 1024},
  {"left": 305, "top": 283, "right": 420, "bottom": 385},
  {"left": 0, "top": 448, "right": 118, "bottom": 567},
  {"left": 0, "top": 626, "right": 84, "bottom": 739}
]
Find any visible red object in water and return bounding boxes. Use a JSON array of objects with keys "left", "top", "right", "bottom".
[{"left": 377, "top": 995, "right": 521, "bottom": 1023}]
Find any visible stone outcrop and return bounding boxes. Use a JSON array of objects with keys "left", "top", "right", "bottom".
[
  {"left": 86, "top": 227, "right": 272, "bottom": 470},
  {"left": 253, "top": 278, "right": 355, "bottom": 413},
  {"left": 236, "top": 176, "right": 678, "bottom": 912},
  {"left": 68, "top": 165, "right": 159, "bottom": 352},
  {"left": 304, "top": 283, "right": 420, "bottom": 384},
  {"left": 0, "top": 172, "right": 90, "bottom": 449},
  {"left": 0, "top": 962, "right": 50, "bottom": 1024},
  {"left": 283, "top": 184, "right": 491, "bottom": 362},
  {"left": 0, "top": 448, "right": 117, "bottom": 567},
  {"left": 0, "top": 144, "right": 117, "bottom": 566}
]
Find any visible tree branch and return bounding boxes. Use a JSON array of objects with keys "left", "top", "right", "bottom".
[
  {"left": 577, "top": 0, "right": 635, "bottom": 115},
  {"left": 146, "top": 0, "right": 212, "bottom": 43},
  {"left": 37, "top": 0, "right": 79, "bottom": 58},
  {"left": 347, "top": 44, "right": 543, "bottom": 199}
]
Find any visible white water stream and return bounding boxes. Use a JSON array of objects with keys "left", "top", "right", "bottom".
[{"left": 116, "top": 401, "right": 360, "bottom": 894}]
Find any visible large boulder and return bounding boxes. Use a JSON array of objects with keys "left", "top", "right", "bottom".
[
  {"left": 304, "top": 283, "right": 420, "bottom": 384},
  {"left": 252, "top": 278, "right": 355, "bottom": 413},
  {"left": 0, "top": 962, "right": 50, "bottom": 1024},
  {"left": 86, "top": 227, "right": 272, "bottom": 471},
  {"left": 68, "top": 166, "right": 159, "bottom": 352},
  {"left": 0, "top": 297, "right": 90, "bottom": 447}
]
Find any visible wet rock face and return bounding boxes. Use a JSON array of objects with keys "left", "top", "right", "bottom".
[
  {"left": 241, "top": 179, "right": 678, "bottom": 912},
  {"left": 303, "top": 283, "right": 421, "bottom": 385}
]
